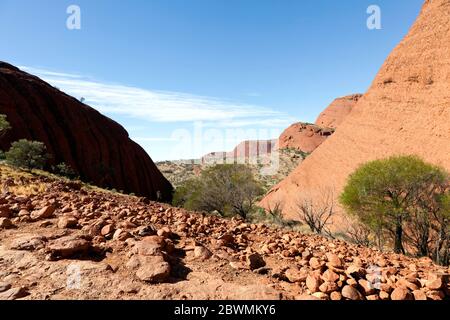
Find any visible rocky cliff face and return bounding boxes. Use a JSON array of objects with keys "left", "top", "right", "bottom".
[
  {"left": 261, "top": 0, "right": 450, "bottom": 221},
  {"left": 278, "top": 123, "right": 332, "bottom": 154},
  {"left": 278, "top": 95, "right": 361, "bottom": 154},
  {"left": 315, "top": 94, "right": 362, "bottom": 129},
  {"left": 0, "top": 62, "right": 173, "bottom": 201}
]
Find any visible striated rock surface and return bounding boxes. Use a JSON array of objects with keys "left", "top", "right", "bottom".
[
  {"left": 0, "top": 62, "right": 172, "bottom": 201},
  {"left": 260, "top": 0, "right": 450, "bottom": 221}
]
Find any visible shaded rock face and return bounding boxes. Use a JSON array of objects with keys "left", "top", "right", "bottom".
[
  {"left": 260, "top": 0, "right": 450, "bottom": 221},
  {"left": 315, "top": 94, "right": 362, "bottom": 129},
  {"left": 0, "top": 62, "right": 173, "bottom": 201}
]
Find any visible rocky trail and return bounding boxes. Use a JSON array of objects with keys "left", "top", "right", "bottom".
[{"left": 0, "top": 165, "right": 448, "bottom": 300}]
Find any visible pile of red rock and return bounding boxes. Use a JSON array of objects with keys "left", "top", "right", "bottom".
[{"left": 0, "top": 172, "right": 448, "bottom": 300}]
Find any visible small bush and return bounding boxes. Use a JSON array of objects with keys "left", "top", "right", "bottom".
[
  {"left": 0, "top": 114, "right": 11, "bottom": 135},
  {"left": 5, "top": 139, "right": 50, "bottom": 170},
  {"left": 173, "top": 164, "right": 264, "bottom": 219},
  {"left": 53, "top": 162, "right": 77, "bottom": 179}
]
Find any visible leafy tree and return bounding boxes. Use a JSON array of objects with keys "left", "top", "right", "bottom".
[
  {"left": 340, "top": 155, "right": 449, "bottom": 255},
  {"left": 5, "top": 139, "right": 49, "bottom": 170},
  {"left": 173, "top": 164, "right": 264, "bottom": 219},
  {"left": 0, "top": 114, "right": 11, "bottom": 137}
]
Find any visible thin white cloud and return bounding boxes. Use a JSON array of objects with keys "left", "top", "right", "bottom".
[{"left": 21, "top": 66, "right": 292, "bottom": 125}]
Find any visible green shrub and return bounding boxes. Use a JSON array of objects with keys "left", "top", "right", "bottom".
[
  {"left": 5, "top": 139, "right": 50, "bottom": 170},
  {"left": 340, "top": 155, "right": 449, "bottom": 262},
  {"left": 0, "top": 114, "right": 11, "bottom": 135},
  {"left": 53, "top": 162, "right": 77, "bottom": 179},
  {"left": 173, "top": 164, "right": 264, "bottom": 219}
]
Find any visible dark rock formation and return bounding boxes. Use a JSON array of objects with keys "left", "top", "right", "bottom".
[{"left": 0, "top": 62, "right": 173, "bottom": 201}]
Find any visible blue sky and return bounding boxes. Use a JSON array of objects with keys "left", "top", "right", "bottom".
[{"left": 0, "top": 0, "right": 423, "bottom": 160}]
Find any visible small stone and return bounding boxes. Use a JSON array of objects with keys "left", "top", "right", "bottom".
[
  {"left": 306, "top": 274, "right": 322, "bottom": 293},
  {"left": 309, "top": 257, "right": 322, "bottom": 269},
  {"left": 135, "top": 225, "right": 157, "bottom": 237},
  {"left": 157, "top": 227, "right": 172, "bottom": 238},
  {"left": 379, "top": 283, "right": 393, "bottom": 293},
  {"left": 135, "top": 236, "right": 166, "bottom": 256},
  {"left": 330, "top": 291, "right": 342, "bottom": 300},
  {"left": 230, "top": 261, "right": 247, "bottom": 270},
  {"left": 101, "top": 224, "right": 115, "bottom": 236},
  {"left": 18, "top": 209, "right": 30, "bottom": 217},
  {"left": 0, "top": 282, "right": 12, "bottom": 293},
  {"left": 57, "top": 216, "right": 78, "bottom": 229},
  {"left": 295, "top": 294, "right": 321, "bottom": 301},
  {"left": 326, "top": 253, "right": 343, "bottom": 268},
  {"left": 397, "top": 278, "right": 420, "bottom": 291},
  {"left": 341, "top": 285, "right": 364, "bottom": 300},
  {"left": 135, "top": 256, "right": 171, "bottom": 283},
  {"left": 426, "top": 290, "right": 445, "bottom": 300},
  {"left": 302, "top": 249, "right": 312, "bottom": 260},
  {"left": 322, "top": 269, "right": 340, "bottom": 282},
  {"left": 391, "top": 287, "right": 413, "bottom": 301},
  {"left": 39, "top": 221, "right": 52, "bottom": 228},
  {"left": 426, "top": 278, "right": 443, "bottom": 290},
  {"left": 47, "top": 236, "right": 91, "bottom": 259},
  {"left": 30, "top": 205, "right": 55, "bottom": 220},
  {"left": 412, "top": 290, "right": 428, "bottom": 301},
  {"left": 113, "top": 229, "right": 132, "bottom": 241},
  {"left": 285, "top": 267, "right": 307, "bottom": 283},
  {"left": 246, "top": 253, "right": 266, "bottom": 270},
  {"left": 345, "top": 265, "right": 365, "bottom": 279},
  {"left": 0, "top": 206, "right": 11, "bottom": 218},
  {"left": 0, "top": 287, "right": 29, "bottom": 300},
  {"left": 0, "top": 217, "right": 13, "bottom": 229},
  {"left": 126, "top": 256, "right": 141, "bottom": 270},
  {"left": 311, "top": 292, "right": 329, "bottom": 300},
  {"left": 358, "top": 279, "right": 376, "bottom": 295},
  {"left": 253, "top": 267, "right": 271, "bottom": 275},
  {"left": 10, "top": 235, "right": 46, "bottom": 251},
  {"left": 194, "top": 245, "right": 213, "bottom": 260},
  {"left": 379, "top": 291, "right": 390, "bottom": 300},
  {"left": 218, "top": 233, "right": 235, "bottom": 247},
  {"left": 319, "top": 281, "right": 338, "bottom": 294}
]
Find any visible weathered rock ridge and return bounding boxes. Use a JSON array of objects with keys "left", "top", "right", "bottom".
[
  {"left": 261, "top": 0, "right": 450, "bottom": 220},
  {"left": 0, "top": 62, "right": 172, "bottom": 201}
]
